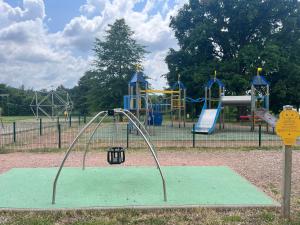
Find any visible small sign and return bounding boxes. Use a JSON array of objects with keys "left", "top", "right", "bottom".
[{"left": 276, "top": 107, "right": 300, "bottom": 145}]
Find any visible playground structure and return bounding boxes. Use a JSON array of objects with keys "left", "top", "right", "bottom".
[
  {"left": 123, "top": 67, "right": 277, "bottom": 135},
  {"left": 124, "top": 70, "right": 186, "bottom": 127},
  {"left": 52, "top": 108, "right": 167, "bottom": 204},
  {"left": 194, "top": 69, "right": 277, "bottom": 134},
  {"left": 30, "top": 89, "right": 73, "bottom": 120}
]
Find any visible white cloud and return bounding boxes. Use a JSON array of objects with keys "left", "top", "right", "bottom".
[
  {"left": 79, "top": 0, "right": 106, "bottom": 16},
  {"left": 0, "top": 0, "right": 45, "bottom": 28},
  {"left": 0, "top": 0, "right": 89, "bottom": 89},
  {"left": 144, "top": 51, "right": 169, "bottom": 89},
  {"left": 0, "top": 0, "right": 188, "bottom": 90},
  {"left": 22, "top": 0, "right": 45, "bottom": 20}
]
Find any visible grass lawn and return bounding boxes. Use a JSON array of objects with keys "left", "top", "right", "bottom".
[
  {"left": 0, "top": 208, "right": 298, "bottom": 225},
  {"left": 1, "top": 116, "right": 34, "bottom": 123}
]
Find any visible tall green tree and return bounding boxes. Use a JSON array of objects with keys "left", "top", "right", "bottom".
[
  {"left": 166, "top": 0, "right": 300, "bottom": 112},
  {"left": 74, "top": 19, "right": 147, "bottom": 113},
  {"left": 0, "top": 84, "right": 33, "bottom": 116}
]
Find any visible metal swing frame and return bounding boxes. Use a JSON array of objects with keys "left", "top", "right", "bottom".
[{"left": 52, "top": 108, "right": 167, "bottom": 204}]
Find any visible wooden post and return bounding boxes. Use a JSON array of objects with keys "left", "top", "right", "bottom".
[
  {"left": 282, "top": 145, "right": 292, "bottom": 218},
  {"left": 275, "top": 105, "right": 300, "bottom": 219}
]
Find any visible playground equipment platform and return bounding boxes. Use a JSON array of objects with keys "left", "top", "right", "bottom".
[
  {"left": 221, "top": 95, "right": 252, "bottom": 105},
  {"left": 0, "top": 166, "right": 278, "bottom": 210}
]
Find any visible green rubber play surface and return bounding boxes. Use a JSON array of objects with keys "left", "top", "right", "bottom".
[{"left": 0, "top": 166, "right": 278, "bottom": 209}]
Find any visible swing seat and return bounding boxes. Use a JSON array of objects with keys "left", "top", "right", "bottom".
[{"left": 107, "top": 147, "right": 126, "bottom": 164}]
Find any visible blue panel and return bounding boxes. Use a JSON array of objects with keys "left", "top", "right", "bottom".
[
  {"left": 252, "top": 76, "right": 269, "bottom": 86},
  {"left": 129, "top": 72, "right": 148, "bottom": 85},
  {"left": 148, "top": 112, "right": 163, "bottom": 126},
  {"left": 123, "top": 96, "right": 130, "bottom": 110}
]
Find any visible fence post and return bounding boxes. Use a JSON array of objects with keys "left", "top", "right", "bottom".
[
  {"left": 78, "top": 115, "right": 81, "bottom": 126},
  {"left": 192, "top": 124, "right": 195, "bottom": 148},
  {"left": 69, "top": 115, "right": 72, "bottom": 127},
  {"left": 13, "top": 122, "right": 16, "bottom": 143},
  {"left": 57, "top": 116, "right": 59, "bottom": 125},
  {"left": 39, "top": 118, "right": 42, "bottom": 136},
  {"left": 126, "top": 123, "right": 129, "bottom": 148},
  {"left": 282, "top": 145, "right": 292, "bottom": 218},
  {"left": 58, "top": 123, "right": 61, "bottom": 149},
  {"left": 258, "top": 124, "right": 262, "bottom": 147},
  {"left": 84, "top": 115, "right": 87, "bottom": 124}
]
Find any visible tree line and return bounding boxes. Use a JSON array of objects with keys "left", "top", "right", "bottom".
[{"left": 1, "top": 0, "right": 299, "bottom": 116}]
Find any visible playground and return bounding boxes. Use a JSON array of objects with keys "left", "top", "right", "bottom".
[
  {"left": 2, "top": 0, "right": 300, "bottom": 222},
  {"left": 0, "top": 68, "right": 284, "bottom": 151},
  {"left": 1, "top": 148, "right": 300, "bottom": 224},
  {"left": 0, "top": 166, "right": 278, "bottom": 209},
  {"left": 0, "top": 72, "right": 294, "bottom": 219},
  {"left": 0, "top": 92, "right": 299, "bottom": 224},
  {"left": 0, "top": 107, "right": 292, "bottom": 212}
]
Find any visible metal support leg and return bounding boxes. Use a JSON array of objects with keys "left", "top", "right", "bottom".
[
  {"left": 82, "top": 113, "right": 108, "bottom": 170},
  {"left": 52, "top": 111, "right": 106, "bottom": 204},
  {"left": 116, "top": 109, "right": 167, "bottom": 201}
]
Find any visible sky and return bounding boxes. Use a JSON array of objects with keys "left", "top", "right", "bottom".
[{"left": 0, "top": 0, "right": 187, "bottom": 90}]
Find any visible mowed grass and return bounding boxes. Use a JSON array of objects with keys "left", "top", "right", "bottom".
[
  {"left": 1, "top": 116, "right": 34, "bottom": 123},
  {"left": 0, "top": 208, "right": 299, "bottom": 225}
]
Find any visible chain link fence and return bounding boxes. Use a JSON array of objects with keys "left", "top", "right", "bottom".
[{"left": 0, "top": 115, "right": 289, "bottom": 152}]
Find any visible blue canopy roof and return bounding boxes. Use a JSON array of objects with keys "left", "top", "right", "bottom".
[
  {"left": 129, "top": 72, "right": 148, "bottom": 86},
  {"left": 252, "top": 76, "right": 269, "bottom": 86},
  {"left": 205, "top": 78, "right": 225, "bottom": 89},
  {"left": 171, "top": 81, "right": 186, "bottom": 90}
]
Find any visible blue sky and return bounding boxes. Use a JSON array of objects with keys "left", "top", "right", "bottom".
[{"left": 0, "top": 0, "right": 186, "bottom": 89}]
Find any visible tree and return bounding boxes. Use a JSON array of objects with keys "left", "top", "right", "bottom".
[
  {"left": 166, "top": 0, "right": 300, "bottom": 112},
  {"left": 0, "top": 84, "right": 33, "bottom": 116},
  {"left": 74, "top": 19, "right": 147, "bottom": 113}
]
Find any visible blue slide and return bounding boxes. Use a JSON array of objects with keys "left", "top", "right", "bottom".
[{"left": 193, "top": 101, "right": 222, "bottom": 134}]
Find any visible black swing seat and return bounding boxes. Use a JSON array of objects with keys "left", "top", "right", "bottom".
[{"left": 107, "top": 147, "right": 126, "bottom": 164}]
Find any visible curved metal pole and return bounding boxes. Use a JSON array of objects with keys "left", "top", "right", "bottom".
[
  {"left": 124, "top": 109, "right": 151, "bottom": 138},
  {"left": 123, "top": 109, "right": 157, "bottom": 157},
  {"left": 52, "top": 111, "right": 107, "bottom": 204},
  {"left": 82, "top": 113, "right": 108, "bottom": 170},
  {"left": 116, "top": 109, "right": 167, "bottom": 201}
]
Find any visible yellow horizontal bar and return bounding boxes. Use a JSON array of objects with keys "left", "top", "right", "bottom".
[{"left": 141, "top": 90, "right": 180, "bottom": 94}]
